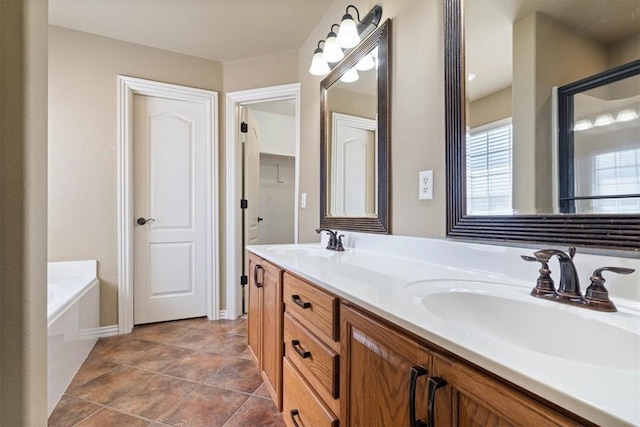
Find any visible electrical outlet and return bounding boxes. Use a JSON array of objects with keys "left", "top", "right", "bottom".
[{"left": 419, "top": 170, "right": 433, "bottom": 200}]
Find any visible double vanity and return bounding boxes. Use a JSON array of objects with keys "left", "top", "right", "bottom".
[{"left": 247, "top": 233, "right": 639, "bottom": 427}]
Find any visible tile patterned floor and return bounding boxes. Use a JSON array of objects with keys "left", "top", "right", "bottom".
[{"left": 48, "top": 317, "right": 285, "bottom": 427}]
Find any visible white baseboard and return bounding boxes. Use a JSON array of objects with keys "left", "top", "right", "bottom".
[
  {"left": 99, "top": 325, "right": 119, "bottom": 337},
  {"left": 218, "top": 310, "right": 228, "bottom": 319}
]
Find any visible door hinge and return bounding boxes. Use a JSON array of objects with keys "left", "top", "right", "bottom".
[
  {"left": 240, "top": 121, "right": 248, "bottom": 133},
  {"left": 241, "top": 199, "right": 248, "bottom": 209},
  {"left": 241, "top": 275, "right": 248, "bottom": 286}
]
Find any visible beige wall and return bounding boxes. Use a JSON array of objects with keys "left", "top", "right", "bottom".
[
  {"left": 0, "top": 0, "right": 49, "bottom": 424},
  {"left": 48, "top": 26, "right": 223, "bottom": 326},
  {"left": 469, "top": 87, "right": 512, "bottom": 129},
  {"left": 608, "top": 33, "right": 640, "bottom": 69}
]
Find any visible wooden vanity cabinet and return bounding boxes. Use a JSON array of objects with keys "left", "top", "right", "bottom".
[
  {"left": 282, "top": 272, "right": 341, "bottom": 426},
  {"left": 247, "top": 253, "right": 283, "bottom": 410},
  {"left": 340, "top": 304, "right": 432, "bottom": 427},
  {"left": 431, "top": 354, "right": 584, "bottom": 427}
]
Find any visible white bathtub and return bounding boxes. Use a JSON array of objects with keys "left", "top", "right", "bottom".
[{"left": 47, "top": 260, "right": 100, "bottom": 416}]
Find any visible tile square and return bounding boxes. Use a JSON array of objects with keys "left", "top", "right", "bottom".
[
  {"left": 161, "top": 327, "right": 217, "bottom": 350},
  {"left": 253, "top": 383, "right": 271, "bottom": 399},
  {"left": 224, "top": 396, "right": 284, "bottom": 427},
  {"left": 126, "top": 343, "right": 194, "bottom": 372},
  {"left": 204, "top": 358, "right": 263, "bottom": 394},
  {"left": 202, "top": 333, "right": 247, "bottom": 357},
  {"left": 159, "top": 385, "right": 249, "bottom": 427},
  {"left": 133, "top": 323, "right": 189, "bottom": 344},
  {"left": 47, "top": 395, "right": 101, "bottom": 427},
  {"left": 90, "top": 338, "right": 159, "bottom": 365},
  {"left": 75, "top": 408, "right": 149, "bottom": 427},
  {"left": 109, "top": 374, "right": 198, "bottom": 420},
  {"left": 68, "top": 365, "right": 154, "bottom": 405},
  {"left": 66, "top": 358, "right": 118, "bottom": 393},
  {"left": 163, "top": 351, "right": 232, "bottom": 382}
]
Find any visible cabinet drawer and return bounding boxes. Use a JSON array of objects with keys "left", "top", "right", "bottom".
[
  {"left": 284, "top": 273, "right": 339, "bottom": 342},
  {"left": 284, "top": 312, "right": 339, "bottom": 400},
  {"left": 283, "top": 358, "right": 338, "bottom": 427}
]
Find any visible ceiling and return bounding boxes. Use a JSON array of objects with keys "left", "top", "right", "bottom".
[
  {"left": 48, "top": 0, "right": 334, "bottom": 62},
  {"left": 466, "top": 0, "right": 640, "bottom": 101}
]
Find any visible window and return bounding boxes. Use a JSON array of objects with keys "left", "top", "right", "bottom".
[
  {"left": 466, "top": 119, "right": 513, "bottom": 215},
  {"left": 591, "top": 148, "right": 640, "bottom": 213}
]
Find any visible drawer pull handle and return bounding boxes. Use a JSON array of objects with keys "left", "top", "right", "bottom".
[
  {"left": 253, "top": 264, "right": 263, "bottom": 288},
  {"left": 291, "top": 340, "right": 312, "bottom": 359},
  {"left": 427, "top": 376, "right": 447, "bottom": 427},
  {"left": 409, "top": 366, "right": 428, "bottom": 427},
  {"left": 290, "top": 409, "right": 302, "bottom": 427},
  {"left": 291, "top": 294, "right": 311, "bottom": 309}
]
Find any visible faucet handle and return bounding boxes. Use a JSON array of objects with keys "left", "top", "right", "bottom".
[
  {"left": 335, "top": 235, "right": 345, "bottom": 252},
  {"left": 568, "top": 246, "right": 576, "bottom": 260},
  {"left": 585, "top": 267, "right": 635, "bottom": 312},
  {"left": 521, "top": 254, "right": 557, "bottom": 297}
]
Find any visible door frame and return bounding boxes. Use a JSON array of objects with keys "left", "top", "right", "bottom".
[
  {"left": 117, "top": 75, "right": 219, "bottom": 334},
  {"left": 225, "top": 83, "right": 300, "bottom": 319}
]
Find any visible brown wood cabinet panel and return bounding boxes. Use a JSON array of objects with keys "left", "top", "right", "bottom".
[
  {"left": 247, "top": 254, "right": 262, "bottom": 369},
  {"left": 283, "top": 357, "right": 339, "bottom": 427},
  {"left": 260, "top": 260, "right": 283, "bottom": 410},
  {"left": 284, "top": 272, "right": 339, "bottom": 344},
  {"left": 432, "top": 354, "right": 585, "bottom": 427},
  {"left": 341, "top": 304, "right": 432, "bottom": 427},
  {"left": 284, "top": 312, "right": 340, "bottom": 415}
]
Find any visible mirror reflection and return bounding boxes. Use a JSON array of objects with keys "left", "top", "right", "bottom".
[
  {"left": 325, "top": 46, "right": 378, "bottom": 217},
  {"left": 465, "top": 0, "right": 640, "bottom": 215}
]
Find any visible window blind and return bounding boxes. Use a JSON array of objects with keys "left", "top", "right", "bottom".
[
  {"left": 592, "top": 148, "right": 640, "bottom": 213},
  {"left": 466, "top": 121, "right": 513, "bottom": 215}
]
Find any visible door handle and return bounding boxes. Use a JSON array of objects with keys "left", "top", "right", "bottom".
[
  {"left": 257, "top": 217, "right": 264, "bottom": 222},
  {"left": 426, "top": 376, "right": 447, "bottom": 427},
  {"left": 291, "top": 340, "right": 312, "bottom": 359},
  {"left": 136, "top": 217, "right": 155, "bottom": 225},
  {"left": 253, "top": 265, "right": 263, "bottom": 288},
  {"left": 409, "top": 366, "right": 428, "bottom": 427}
]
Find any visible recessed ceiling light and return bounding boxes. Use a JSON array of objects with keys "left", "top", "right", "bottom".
[{"left": 467, "top": 73, "right": 476, "bottom": 81}]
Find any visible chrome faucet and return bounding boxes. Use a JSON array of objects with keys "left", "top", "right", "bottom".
[
  {"left": 533, "top": 247, "right": 582, "bottom": 301},
  {"left": 315, "top": 228, "right": 344, "bottom": 251},
  {"left": 522, "top": 247, "right": 635, "bottom": 312}
]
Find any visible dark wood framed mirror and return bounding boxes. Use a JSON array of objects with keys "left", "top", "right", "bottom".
[
  {"left": 320, "top": 19, "right": 391, "bottom": 234},
  {"left": 444, "top": 0, "right": 640, "bottom": 253}
]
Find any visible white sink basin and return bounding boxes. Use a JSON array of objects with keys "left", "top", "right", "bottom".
[
  {"left": 404, "top": 280, "right": 640, "bottom": 371},
  {"left": 266, "top": 244, "right": 338, "bottom": 258}
]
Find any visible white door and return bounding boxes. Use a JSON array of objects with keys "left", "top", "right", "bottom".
[
  {"left": 245, "top": 107, "right": 261, "bottom": 246},
  {"left": 332, "top": 113, "right": 377, "bottom": 216},
  {"left": 133, "top": 94, "right": 208, "bottom": 324}
]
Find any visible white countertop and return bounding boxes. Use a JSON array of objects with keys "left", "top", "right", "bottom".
[{"left": 247, "top": 235, "right": 640, "bottom": 427}]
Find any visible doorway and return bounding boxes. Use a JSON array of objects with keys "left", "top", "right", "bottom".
[
  {"left": 225, "top": 84, "right": 300, "bottom": 319},
  {"left": 117, "top": 76, "right": 219, "bottom": 334}
]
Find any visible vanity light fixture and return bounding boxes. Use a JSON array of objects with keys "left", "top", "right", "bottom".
[
  {"left": 594, "top": 113, "right": 615, "bottom": 127},
  {"left": 573, "top": 119, "right": 593, "bottom": 131},
  {"left": 309, "top": 5, "right": 383, "bottom": 77},
  {"left": 615, "top": 108, "right": 638, "bottom": 122},
  {"left": 336, "top": 5, "right": 361, "bottom": 48},
  {"left": 322, "top": 24, "right": 344, "bottom": 63},
  {"left": 340, "top": 67, "right": 360, "bottom": 83},
  {"left": 309, "top": 40, "right": 331, "bottom": 76}
]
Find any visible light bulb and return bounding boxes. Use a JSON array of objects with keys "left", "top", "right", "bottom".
[
  {"left": 309, "top": 51, "right": 330, "bottom": 76},
  {"left": 340, "top": 68, "right": 359, "bottom": 83},
  {"left": 594, "top": 114, "right": 614, "bottom": 127},
  {"left": 573, "top": 119, "right": 593, "bottom": 131},
  {"left": 355, "top": 53, "right": 375, "bottom": 71},
  {"left": 322, "top": 30, "right": 344, "bottom": 63},
  {"left": 468, "top": 73, "right": 477, "bottom": 81},
  {"left": 615, "top": 108, "right": 638, "bottom": 122},
  {"left": 336, "top": 14, "right": 360, "bottom": 48}
]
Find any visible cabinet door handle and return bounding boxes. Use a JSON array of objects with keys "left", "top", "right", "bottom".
[
  {"left": 253, "top": 265, "right": 263, "bottom": 288},
  {"left": 427, "top": 376, "right": 447, "bottom": 427},
  {"left": 291, "top": 339, "right": 312, "bottom": 359},
  {"left": 409, "top": 366, "right": 428, "bottom": 427},
  {"left": 290, "top": 409, "right": 302, "bottom": 427},
  {"left": 291, "top": 294, "right": 311, "bottom": 309}
]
